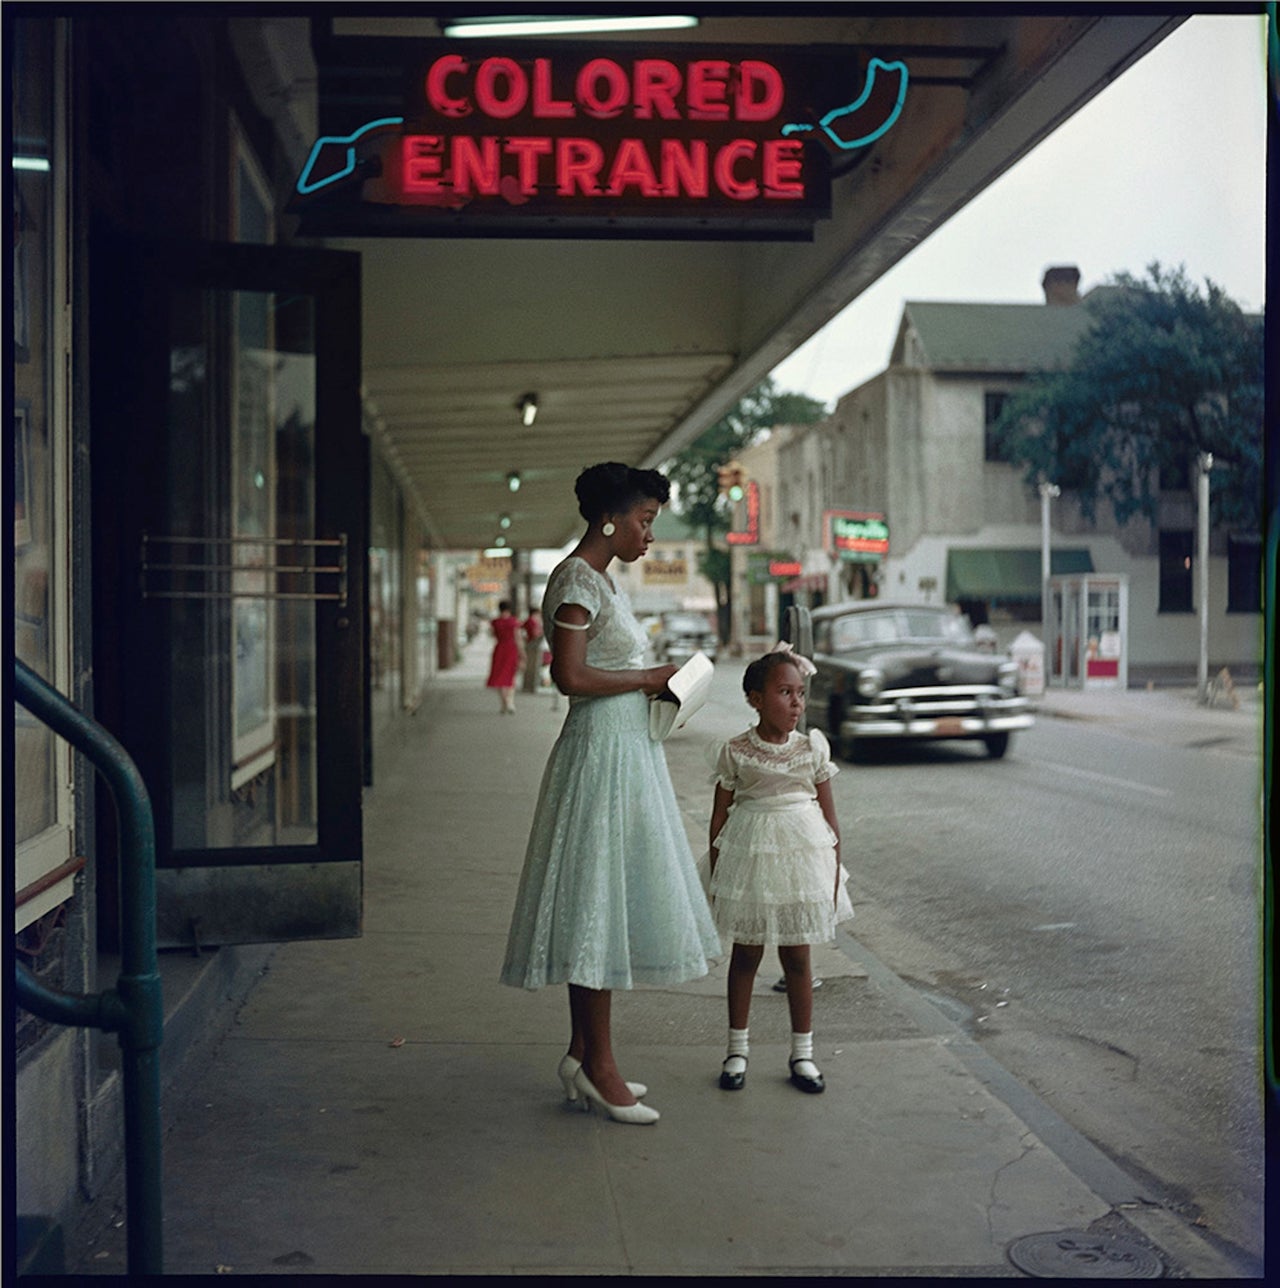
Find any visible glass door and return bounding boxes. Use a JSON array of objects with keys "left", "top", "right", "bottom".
[{"left": 92, "top": 236, "right": 365, "bottom": 947}]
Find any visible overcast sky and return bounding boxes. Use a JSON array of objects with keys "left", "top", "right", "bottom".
[{"left": 769, "top": 11, "right": 1269, "bottom": 408}]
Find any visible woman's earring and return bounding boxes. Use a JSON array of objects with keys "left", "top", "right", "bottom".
[{"left": 602, "top": 521, "right": 616, "bottom": 537}]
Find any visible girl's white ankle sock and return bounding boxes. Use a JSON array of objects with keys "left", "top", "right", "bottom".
[
  {"left": 724, "top": 1026, "right": 749, "bottom": 1075},
  {"left": 790, "top": 1030, "right": 820, "bottom": 1078}
]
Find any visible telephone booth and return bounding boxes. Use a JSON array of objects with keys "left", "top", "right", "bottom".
[{"left": 1047, "top": 574, "right": 1129, "bottom": 689}]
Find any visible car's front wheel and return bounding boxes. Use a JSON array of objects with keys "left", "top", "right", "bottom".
[{"left": 983, "top": 732, "right": 1011, "bottom": 759}]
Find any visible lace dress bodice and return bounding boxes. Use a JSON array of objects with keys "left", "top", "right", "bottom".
[
  {"left": 543, "top": 556, "right": 649, "bottom": 683},
  {"left": 711, "top": 727, "right": 839, "bottom": 809}
]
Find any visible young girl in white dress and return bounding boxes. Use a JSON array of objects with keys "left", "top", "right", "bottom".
[{"left": 704, "top": 645, "right": 854, "bottom": 1094}]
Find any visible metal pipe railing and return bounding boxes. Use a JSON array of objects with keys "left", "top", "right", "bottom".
[{"left": 13, "top": 659, "right": 163, "bottom": 1275}]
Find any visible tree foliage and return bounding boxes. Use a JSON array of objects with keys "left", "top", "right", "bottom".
[
  {"left": 993, "top": 262, "right": 1263, "bottom": 529},
  {"left": 663, "top": 376, "right": 826, "bottom": 636},
  {"left": 665, "top": 377, "right": 826, "bottom": 539}
]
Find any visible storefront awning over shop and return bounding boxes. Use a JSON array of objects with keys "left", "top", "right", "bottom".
[{"left": 946, "top": 547, "right": 1093, "bottom": 602}]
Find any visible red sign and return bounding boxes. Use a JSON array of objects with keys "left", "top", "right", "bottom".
[{"left": 293, "top": 39, "right": 907, "bottom": 238}]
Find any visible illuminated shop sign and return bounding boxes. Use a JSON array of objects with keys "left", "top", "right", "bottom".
[
  {"left": 747, "top": 552, "right": 802, "bottom": 584},
  {"left": 825, "top": 510, "right": 889, "bottom": 562},
  {"left": 292, "top": 39, "right": 908, "bottom": 238}
]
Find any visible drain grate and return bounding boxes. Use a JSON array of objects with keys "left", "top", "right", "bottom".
[{"left": 1007, "top": 1231, "right": 1164, "bottom": 1278}]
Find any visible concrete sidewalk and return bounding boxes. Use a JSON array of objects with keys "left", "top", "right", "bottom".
[{"left": 63, "top": 644, "right": 1260, "bottom": 1277}]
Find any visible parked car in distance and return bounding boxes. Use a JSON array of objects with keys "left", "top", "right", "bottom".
[
  {"left": 655, "top": 611, "right": 718, "bottom": 666},
  {"left": 807, "top": 601, "right": 1032, "bottom": 759}
]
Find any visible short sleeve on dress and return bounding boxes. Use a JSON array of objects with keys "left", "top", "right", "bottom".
[
  {"left": 706, "top": 739, "right": 739, "bottom": 791},
  {"left": 546, "top": 559, "right": 601, "bottom": 627},
  {"left": 809, "top": 728, "right": 839, "bottom": 783}
]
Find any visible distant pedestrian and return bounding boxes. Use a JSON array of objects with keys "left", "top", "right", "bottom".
[
  {"left": 521, "top": 607, "right": 543, "bottom": 694},
  {"left": 702, "top": 644, "right": 853, "bottom": 1095},
  {"left": 486, "top": 601, "right": 521, "bottom": 713},
  {"left": 500, "top": 462, "right": 721, "bottom": 1125}
]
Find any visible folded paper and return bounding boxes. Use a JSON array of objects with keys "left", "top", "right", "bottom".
[{"left": 649, "top": 651, "right": 714, "bottom": 742}]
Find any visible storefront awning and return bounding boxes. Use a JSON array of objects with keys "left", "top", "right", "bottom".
[{"left": 946, "top": 547, "right": 1093, "bottom": 602}]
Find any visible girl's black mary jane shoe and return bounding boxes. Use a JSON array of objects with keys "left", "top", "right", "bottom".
[{"left": 788, "top": 1058, "right": 825, "bottom": 1094}]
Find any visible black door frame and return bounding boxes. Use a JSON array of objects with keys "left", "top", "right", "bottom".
[{"left": 91, "top": 231, "right": 365, "bottom": 942}]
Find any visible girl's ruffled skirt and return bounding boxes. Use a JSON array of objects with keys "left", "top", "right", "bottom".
[{"left": 698, "top": 799, "right": 854, "bottom": 947}]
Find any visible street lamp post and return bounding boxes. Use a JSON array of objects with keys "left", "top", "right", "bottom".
[
  {"left": 1039, "top": 481, "right": 1060, "bottom": 649},
  {"left": 1197, "top": 452, "right": 1213, "bottom": 703}
]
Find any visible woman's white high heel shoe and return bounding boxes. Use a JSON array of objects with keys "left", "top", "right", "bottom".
[
  {"left": 557, "top": 1054, "right": 647, "bottom": 1105},
  {"left": 572, "top": 1067, "right": 660, "bottom": 1125}
]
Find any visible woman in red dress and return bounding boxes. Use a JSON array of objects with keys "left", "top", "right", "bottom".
[{"left": 486, "top": 600, "right": 522, "bottom": 713}]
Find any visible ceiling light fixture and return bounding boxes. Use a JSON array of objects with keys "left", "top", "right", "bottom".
[
  {"left": 507, "top": 471, "right": 522, "bottom": 492},
  {"left": 484, "top": 545, "right": 513, "bottom": 558},
  {"left": 444, "top": 15, "right": 699, "bottom": 38},
  {"left": 499, "top": 514, "right": 512, "bottom": 529},
  {"left": 517, "top": 392, "right": 539, "bottom": 427}
]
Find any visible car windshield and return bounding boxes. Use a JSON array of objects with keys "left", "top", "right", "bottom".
[{"left": 831, "top": 609, "right": 973, "bottom": 651}]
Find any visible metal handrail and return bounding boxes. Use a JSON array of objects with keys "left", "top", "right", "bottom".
[{"left": 13, "top": 659, "right": 163, "bottom": 1275}]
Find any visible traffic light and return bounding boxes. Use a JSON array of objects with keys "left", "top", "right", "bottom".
[{"left": 718, "top": 460, "right": 746, "bottom": 502}]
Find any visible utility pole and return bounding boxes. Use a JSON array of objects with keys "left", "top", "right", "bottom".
[
  {"left": 1039, "top": 481, "right": 1060, "bottom": 646},
  {"left": 1197, "top": 452, "right": 1213, "bottom": 703}
]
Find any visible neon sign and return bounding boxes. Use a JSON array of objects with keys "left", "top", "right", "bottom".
[
  {"left": 293, "top": 40, "right": 908, "bottom": 238},
  {"left": 825, "top": 510, "right": 889, "bottom": 562}
]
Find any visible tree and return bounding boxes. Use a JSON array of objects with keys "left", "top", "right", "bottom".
[
  {"left": 664, "top": 377, "right": 826, "bottom": 640},
  {"left": 993, "top": 262, "right": 1263, "bottom": 530}
]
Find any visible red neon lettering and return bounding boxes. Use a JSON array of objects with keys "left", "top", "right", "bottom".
[
  {"left": 659, "top": 138, "right": 708, "bottom": 198},
  {"left": 633, "top": 59, "right": 682, "bottom": 120},
  {"left": 453, "top": 136, "right": 501, "bottom": 195},
  {"left": 556, "top": 138, "right": 604, "bottom": 195},
  {"left": 506, "top": 136, "right": 553, "bottom": 194},
  {"left": 714, "top": 139, "right": 757, "bottom": 200},
  {"left": 762, "top": 139, "right": 804, "bottom": 198},
  {"left": 426, "top": 56, "right": 470, "bottom": 118},
  {"left": 736, "top": 60, "right": 784, "bottom": 121},
  {"left": 607, "top": 138, "right": 660, "bottom": 197},
  {"left": 532, "top": 58, "right": 574, "bottom": 119},
  {"left": 577, "top": 59, "right": 629, "bottom": 119},
  {"left": 687, "top": 60, "right": 730, "bottom": 120},
  {"left": 401, "top": 135, "right": 446, "bottom": 193},
  {"left": 474, "top": 57, "right": 527, "bottom": 119}
]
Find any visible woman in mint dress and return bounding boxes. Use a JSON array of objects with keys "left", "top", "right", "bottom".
[{"left": 501, "top": 463, "right": 721, "bottom": 1124}]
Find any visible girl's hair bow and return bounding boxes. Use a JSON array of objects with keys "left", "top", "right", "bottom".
[{"left": 768, "top": 639, "right": 817, "bottom": 677}]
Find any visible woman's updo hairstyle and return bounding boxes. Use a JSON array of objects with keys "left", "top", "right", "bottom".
[{"left": 574, "top": 462, "right": 670, "bottom": 523}]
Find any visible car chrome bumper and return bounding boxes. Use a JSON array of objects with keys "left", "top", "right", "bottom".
[{"left": 842, "top": 694, "right": 1033, "bottom": 740}]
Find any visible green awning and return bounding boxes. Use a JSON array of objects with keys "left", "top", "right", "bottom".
[{"left": 945, "top": 547, "right": 1093, "bottom": 602}]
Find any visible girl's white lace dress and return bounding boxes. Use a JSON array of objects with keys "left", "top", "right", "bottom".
[
  {"left": 500, "top": 556, "right": 721, "bottom": 991},
  {"left": 701, "top": 727, "right": 854, "bottom": 947}
]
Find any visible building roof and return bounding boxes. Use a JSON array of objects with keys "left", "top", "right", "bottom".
[
  {"left": 894, "top": 298, "right": 1094, "bottom": 373},
  {"left": 652, "top": 507, "right": 702, "bottom": 541}
]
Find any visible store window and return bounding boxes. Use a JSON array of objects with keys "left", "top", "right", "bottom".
[
  {"left": 1158, "top": 529, "right": 1194, "bottom": 613},
  {"left": 13, "top": 18, "right": 74, "bottom": 930},
  {"left": 983, "top": 391, "right": 1011, "bottom": 462}
]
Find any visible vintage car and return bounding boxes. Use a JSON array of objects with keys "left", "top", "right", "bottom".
[
  {"left": 654, "top": 611, "right": 718, "bottom": 666},
  {"left": 807, "top": 601, "right": 1032, "bottom": 758}
]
